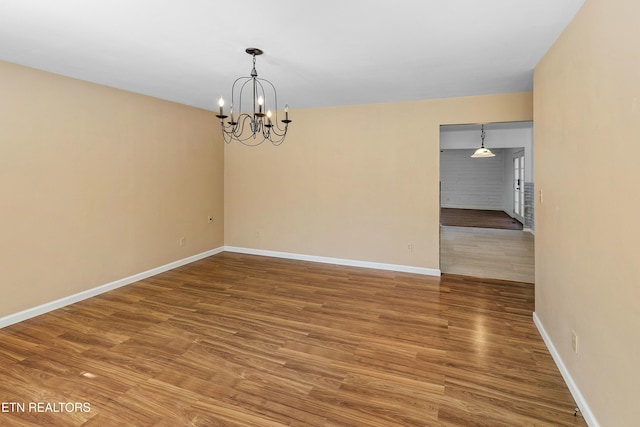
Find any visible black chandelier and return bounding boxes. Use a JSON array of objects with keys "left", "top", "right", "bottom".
[{"left": 216, "top": 48, "right": 292, "bottom": 146}]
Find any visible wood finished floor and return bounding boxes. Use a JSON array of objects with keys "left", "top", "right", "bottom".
[
  {"left": 440, "top": 208, "right": 524, "bottom": 231},
  {"left": 440, "top": 226, "right": 535, "bottom": 283},
  {"left": 0, "top": 253, "right": 583, "bottom": 426}
]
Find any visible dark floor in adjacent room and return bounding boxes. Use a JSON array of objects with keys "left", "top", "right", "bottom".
[{"left": 440, "top": 208, "right": 523, "bottom": 230}]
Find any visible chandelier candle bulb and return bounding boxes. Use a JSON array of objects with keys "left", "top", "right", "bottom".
[
  {"left": 284, "top": 104, "right": 289, "bottom": 121},
  {"left": 218, "top": 97, "right": 224, "bottom": 116}
]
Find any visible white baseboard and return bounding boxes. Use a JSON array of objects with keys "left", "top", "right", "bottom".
[
  {"left": 0, "top": 246, "right": 225, "bottom": 329},
  {"left": 533, "top": 312, "right": 599, "bottom": 427},
  {"left": 1, "top": 245, "right": 439, "bottom": 330},
  {"left": 224, "top": 246, "right": 441, "bottom": 277}
]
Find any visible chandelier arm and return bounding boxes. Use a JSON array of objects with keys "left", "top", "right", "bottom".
[
  {"left": 261, "top": 129, "right": 286, "bottom": 146},
  {"left": 223, "top": 127, "right": 267, "bottom": 147},
  {"left": 229, "top": 114, "right": 260, "bottom": 142},
  {"left": 255, "top": 78, "right": 267, "bottom": 115},
  {"left": 221, "top": 114, "right": 242, "bottom": 142},
  {"left": 235, "top": 122, "right": 268, "bottom": 147},
  {"left": 238, "top": 137, "right": 267, "bottom": 147},
  {"left": 267, "top": 135, "right": 286, "bottom": 146},
  {"left": 232, "top": 77, "right": 254, "bottom": 117},
  {"left": 255, "top": 77, "right": 290, "bottom": 132},
  {"left": 267, "top": 124, "right": 287, "bottom": 138}
]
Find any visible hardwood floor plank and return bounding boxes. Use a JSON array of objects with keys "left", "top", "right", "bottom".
[{"left": 0, "top": 252, "right": 585, "bottom": 426}]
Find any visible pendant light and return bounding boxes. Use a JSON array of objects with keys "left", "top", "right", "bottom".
[{"left": 471, "top": 124, "right": 495, "bottom": 158}]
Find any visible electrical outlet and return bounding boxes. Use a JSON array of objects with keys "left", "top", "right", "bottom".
[
  {"left": 208, "top": 216, "right": 213, "bottom": 223},
  {"left": 407, "top": 243, "right": 413, "bottom": 252},
  {"left": 179, "top": 237, "right": 185, "bottom": 247},
  {"left": 571, "top": 330, "right": 578, "bottom": 353}
]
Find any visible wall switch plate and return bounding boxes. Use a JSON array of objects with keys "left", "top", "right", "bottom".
[{"left": 571, "top": 330, "right": 578, "bottom": 353}]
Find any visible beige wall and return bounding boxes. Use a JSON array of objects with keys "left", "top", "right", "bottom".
[
  {"left": 534, "top": 0, "right": 640, "bottom": 424},
  {"left": 0, "top": 61, "right": 224, "bottom": 318},
  {"left": 225, "top": 92, "right": 532, "bottom": 270}
]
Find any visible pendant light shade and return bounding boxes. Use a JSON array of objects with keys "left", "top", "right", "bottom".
[
  {"left": 471, "top": 124, "right": 495, "bottom": 158},
  {"left": 471, "top": 146, "right": 495, "bottom": 158}
]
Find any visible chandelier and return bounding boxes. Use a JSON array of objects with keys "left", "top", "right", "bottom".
[
  {"left": 471, "top": 124, "right": 495, "bottom": 158},
  {"left": 216, "top": 48, "right": 292, "bottom": 146}
]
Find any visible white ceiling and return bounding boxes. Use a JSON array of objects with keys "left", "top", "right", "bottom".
[{"left": 0, "top": 0, "right": 585, "bottom": 111}]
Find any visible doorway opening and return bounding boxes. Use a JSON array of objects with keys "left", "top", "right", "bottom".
[{"left": 439, "top": 121, "right": 535, "bottom": 283}]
